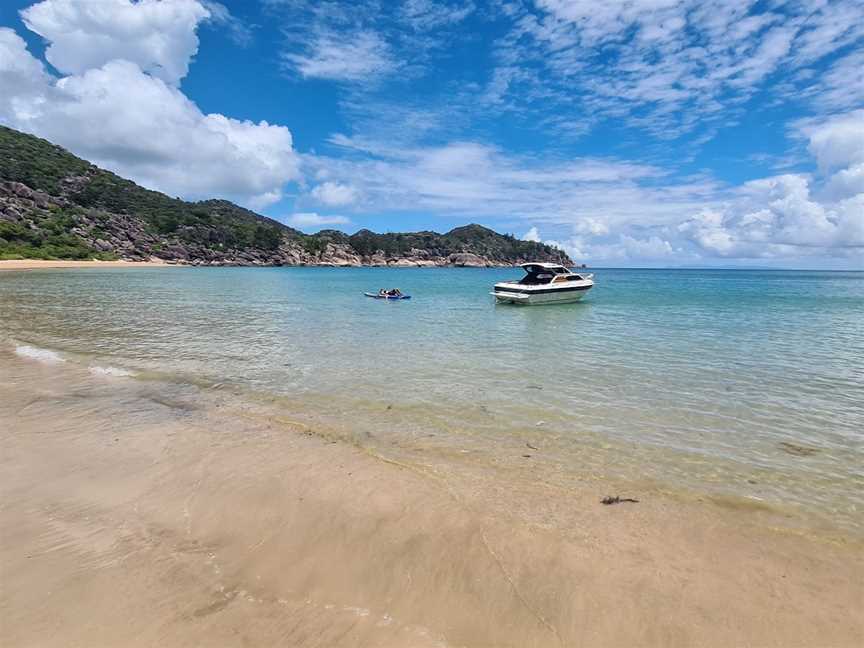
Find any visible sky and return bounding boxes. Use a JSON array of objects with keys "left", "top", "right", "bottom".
[{"left": 0, "top": 0, "right": 862, "bottom": 268}]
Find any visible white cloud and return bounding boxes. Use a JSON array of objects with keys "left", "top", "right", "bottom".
[
  {"left": 202, "top": 1, "right": 253, "bottom": 47},
  {"left": 574, "top": 217, "right": 609, "bottom": 236},
  {"left": 0, "top": 27, "right": 53, "bottom": 122},
  {"left": 311, "top": 181, "right": 358, "bottom": 206},
  {"left": 806, "top": 50, "right": 864, "bottom": 112},
  {"left": 825, "top": 164, "right": 864, "bottom": 202},
  {"left": 789, "top": 0, "right": 864, "bottom": 64},
  {"left": 20, "top": 0, "right": 209, "bottom": 85},
  {"left": 287, "top": 212, "right": 351, "bottom": 229},
  {"left": 283, "top": 30, "right": 395, "bottom": 81},
  {"left": 534, "top": 0, "right": 685, "bottom": 46},
  {"left": 247, "top": 189, "right": 284, "bottom": 211},
  {"left": 522, "top": 226, "right": 541, "bottom": 242},
  {"left": 309, "top": 138, "right": 697, "bottom": 225},
  {"left": 533, "top": 232, "right": 680, "bottom": 264},
  {"left": 490, "top": 1, "right": 864, "bottom": 138},
  {"left": 273, "top": 0, "right": 473, "bottom": 91},
  {"left": 400, "top": 0, "right": 475, "bottom": 30},
  {"left": 0, "top": 17, "right": 299, "bottom": 209},
  {"left": 677, "top": 111, "right": 864, "bottom": 258},
  {"left": 618, "top": 235, "right": 675, "bottom": 258},
  {"left": 802, "top": 109, "right": 864, "bottom": 171}
]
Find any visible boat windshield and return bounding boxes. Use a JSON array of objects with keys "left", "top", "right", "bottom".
[
  {"left": 519, "top": 270, "right": 553, "bottom": 284},
  {"left": 518, "top": 265, "right": 571, "bottom": 284}
]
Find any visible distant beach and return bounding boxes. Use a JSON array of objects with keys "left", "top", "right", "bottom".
[{"left": 0, "top": 259, "right": 172, "bottom": 271}]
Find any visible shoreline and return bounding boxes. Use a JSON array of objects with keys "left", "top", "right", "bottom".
[
  {"left": 2, "top": 351, "right": 862, "bottom": 647},
  {"left": 0, "top": 258, "right": 571, "bottom": 270},
  {"left": 0, "top": 259, "right": 174, "bottom": 271}
]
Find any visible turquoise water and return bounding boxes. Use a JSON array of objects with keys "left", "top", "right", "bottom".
[{"left": 2, "top": 267, "right": 863, "bottom": 533}]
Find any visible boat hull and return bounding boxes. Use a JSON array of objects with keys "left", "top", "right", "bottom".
[{"left": 490, "top": 282, "right": 593, "bottom": 305}]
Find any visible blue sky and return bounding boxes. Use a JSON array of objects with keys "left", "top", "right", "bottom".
[{"left": 1, "top": 0, "right": 862, "bottom": 268}]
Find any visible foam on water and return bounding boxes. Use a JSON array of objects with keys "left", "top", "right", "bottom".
[
  {"left": 11, "top": 342, "right": 134, "bottom": 377},
  {"left": 15, "top": 344, "right": 65, "bottom": 364},
  {"left": 89, "top": 365, "right": 136, "bottom": 378}
]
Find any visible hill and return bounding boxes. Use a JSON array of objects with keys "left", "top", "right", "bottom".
[{"left": 0, "top": 126, "right": 572, "bottom": 267}]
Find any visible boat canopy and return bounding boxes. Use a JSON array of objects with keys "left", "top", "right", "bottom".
[
  {"left": 520, "top": 263, "right": 571, "bottom": 275},
  {"left": 509, "top": 263, "right": 576, "bottom": 285}
]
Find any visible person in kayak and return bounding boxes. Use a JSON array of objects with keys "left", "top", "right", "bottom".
[{"left": 387, "top": 288, "right": 403, "bottom": 297}]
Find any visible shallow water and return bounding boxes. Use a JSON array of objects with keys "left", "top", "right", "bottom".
[{"left": 2, "top": 267, "right": 863, "bottom": 534}]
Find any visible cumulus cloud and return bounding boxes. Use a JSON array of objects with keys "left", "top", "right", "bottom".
[
  {"left": 802, "top": 109, "right": 864, "bottom": 171},
  {"left": 247, "top": 189, "right": 284, "bottom": 211},
  {"left": 0, "top": 27, "right": 53, "bottom": 120},
  {"left": 1, "top": 2, "right": 300, "bottom": 209},
  {"left": 21, "top": 0, "right": 209, "bottom": 85},
  {"left": 521, "top": 228, "right": 680, "bottom": 264},
  {"left": 825, "top": 164, "right": 864, "bottom": 202},
  {"left": 311, "top": 181, "right": 359, "bottom": 206},
  {"left": 287, "top": 212, "right": 351, "bottom": 229},
  {"left": 678, "top": 112, "right": 864, "bottom": 258},
  {"left": 618, "top": 235, "right": 675, "bottom": 259},
  {"left": 522, "top": 226, "right": 541, "bottom": 242},
  {"left": 574, "top": 218, "right": 609, "bottom": 236}
]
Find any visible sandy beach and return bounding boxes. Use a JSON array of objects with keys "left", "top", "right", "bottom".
[
  {"left": 1, "top": 351, "right": 862, "bottom": 648},
  {"left": 0, "top": 259, "right": 173, "bottom": 271}
]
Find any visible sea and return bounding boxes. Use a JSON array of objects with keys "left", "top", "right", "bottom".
[{"left": 2, "top": 267, "right": 862, "bottom": 536}]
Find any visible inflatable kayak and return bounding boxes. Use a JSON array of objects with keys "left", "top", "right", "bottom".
[{"left": 365, "top": 292, "right": 412, "bottom": 300}]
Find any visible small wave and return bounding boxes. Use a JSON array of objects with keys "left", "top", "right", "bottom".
[
  {"left": 90, "top": 365, "right": 136, "bottom": 378},
  {"left": 14, "top": 344, "right": 65, "bottom": 364}
]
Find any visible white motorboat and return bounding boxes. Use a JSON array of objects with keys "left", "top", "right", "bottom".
[{"left": 491, "top": 263, "right": 594, "bottom": 305}]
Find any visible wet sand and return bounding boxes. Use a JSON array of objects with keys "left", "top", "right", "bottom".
[
  {"left": 1, "top": 353, "right": 862, "bottom": 647},
  {"left": 0, "top": 259, "right": 172, "bottom": 271}
]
